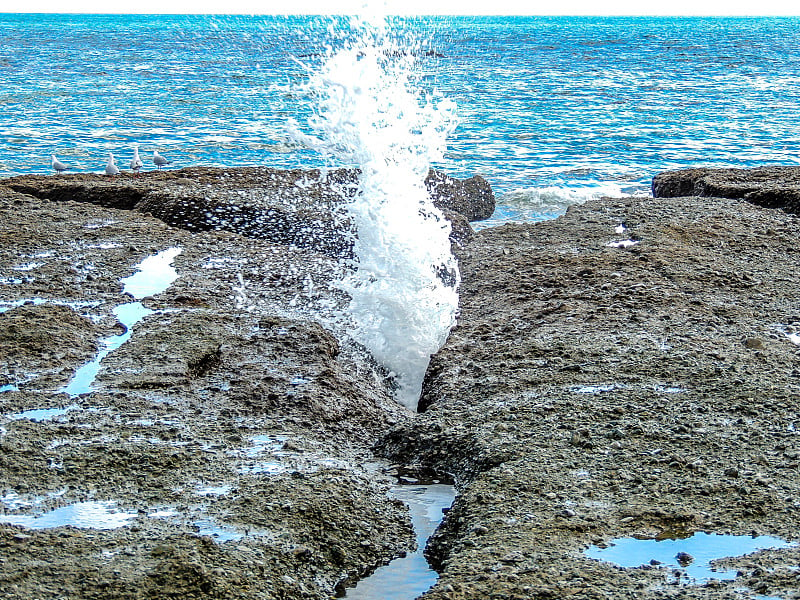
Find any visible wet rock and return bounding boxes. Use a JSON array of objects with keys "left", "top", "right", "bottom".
[
  {"left": 3, "top": 167, "right": 493, "bottom": 258},
  {"left": 377, "top": 193, "right": 800, "bottom": 599},
  {"left": 425, "top": 170, "right": 495, "bottom": 221},
  {"left": 652, "top": 165, "right": 800, "bottom": 214},
  {"left": 744, "top": 337, "right": 766, "bottom": 350},
  {"left": 0, "top": 303, "right": 101, "bottom": 389},
  {"left": 0, "top": 185, "right": 412, "bottom": 600}
]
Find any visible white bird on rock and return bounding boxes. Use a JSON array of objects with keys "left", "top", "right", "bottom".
[
  {"left": 153, "top": 150, "right": 170, "bottom": 170},
  {"left": 51, "top": 154, "right": 68, "bottom": 174},
  {"left": 105, "top": 152, "right": 120, "bottom": 177},
  {"left": 130, "top": 145, "right": 143, "bottom": 176}
]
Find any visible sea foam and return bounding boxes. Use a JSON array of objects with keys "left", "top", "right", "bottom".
[{"left": 291, "top": 17, "right": 459, "bottom": 409}]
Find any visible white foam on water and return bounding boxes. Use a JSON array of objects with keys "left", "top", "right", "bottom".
[
  {"left": 478, "top": 183, "right": 635, "bottom": 229},
  {"left": 290, "top": 17, "right": 459, "bottom": 409}
]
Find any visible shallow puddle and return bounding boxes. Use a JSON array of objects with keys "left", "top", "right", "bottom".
[
  {"left": 571, "top": 384, "right": 618, "bottom": 394},
  {"left": 0, "top": 496, "right": 253, "bottom": 543},
  {"left": 0, "top": 501, "right": 137, "bottom": 530},
  {"left": 60, "top": 302, "right": 153, "bottom": 396},
  {"left": 586, "top": 532, "right": 793, "bottom": 582},
  {"left": 60, "top": 247, "right": 181, "bottom": 396},
  {"left": 12, "top": 262, "right": 44, "bottom": 271},
  {"left": 8, "top": 404, "right": 78, "bottom": 422},
  {"left": 194, "top": 484, "right": 233, "bottom": 497},
  {"left": 340, "top": 483, "right": 456, "bottom": 600},
  {"left": 192, "top": 518, "right": 245, "bottom": 542},
  {"left": 120, "top": 247, "right": 181, "bottom": 299}
]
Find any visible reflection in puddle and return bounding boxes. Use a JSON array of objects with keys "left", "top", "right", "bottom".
[
  {"left": 192, "top": 519, "right": 244, "bottom": 542},
  {"left": 60, "top": 247, "right": 181, "bottom": 396},
  {"left": 341, "top": 483, "right": 456, "bottom": 600},
  {"left": 0, "top": 496, "right": 252, "bottom": 544},
  {"left": 60, "top": 302, "right": 152, "bottom": 396},
  {"left": 0, "top": 383, "right": 19, "bottom": 393},
  {"left": 586, "top": 532, "right": 793, "bottom": 583},
  {"left": 243, "top": 434, "right": 288, "bottom": 457},
  {"left": 1, "top": 488, "right": 68, "bottom": 511},
  {"left": 0, "top": 501, "right": 137, "bottom": 530},
  {"left": 12, "top": 262, "right": 44, "bottom": 271},
  {"left": 120, "top": 247, "right": 181, "bottom": 299},
  {"left": 235, "top": 434, "right": 350, "bottom": 477},
  {"left": 195, "top": 484, "right": 233, "bottom": 497},
  {"left": 655, "top": 385, "right": 688, "bottom": 394},
  {"left": 8, "top": 404, "right": 78, "bottom": 422},
  {"left": 84, "top": 219, "right": 119, "bottom": 229},
  {"left": 239, "top": 462, "right": 291, "bottom": 475},
  {"left": 572, "top": 384, "right": 618, "bottom": 394},
  {"left": 607, "top": 239, "right": 640, "bottom": 249}
]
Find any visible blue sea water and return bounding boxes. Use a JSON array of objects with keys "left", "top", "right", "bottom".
[{"left": 2, "top": 14, "right": 800, "bottom": 225}]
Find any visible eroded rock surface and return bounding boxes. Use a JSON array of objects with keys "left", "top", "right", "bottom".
[
  {"left": 379, "top": 194, "right": 800, "bottom": 599},
  {"left": 7, "top": 163, "right": 800, "bottom": 600},
  {"left": 4, "top": 167, "right": 493, "bottom": 257},
  {"left": 0, "top": 179, "right": 415, "bottom": 599},
  {"left": 653, "top": 165, "right": 800, "bottom": 214}
]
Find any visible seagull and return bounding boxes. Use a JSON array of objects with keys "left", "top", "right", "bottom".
[
  {"left": 130, "top": 146, "right": 143, "bottom": 176},
  {"left": 105, "top": 152, "right": 120, "bottom": 177},
  {"left": 153, "top": 150, "right": 170, "bottom": 170},
  {"left": 51, "top": 154, "right": 68, "bottom": 174}
]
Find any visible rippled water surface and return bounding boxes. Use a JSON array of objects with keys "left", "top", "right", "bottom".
[{"left": 2, "top": 15, "right": 800, "bottom": 223}]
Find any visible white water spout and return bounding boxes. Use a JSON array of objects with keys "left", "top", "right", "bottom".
[{"left": 291, "top": 18, "right": 460, "bottom": 409}]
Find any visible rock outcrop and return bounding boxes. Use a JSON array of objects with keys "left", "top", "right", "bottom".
[
  {"left": 0, "top": 165, "right": 493, "bottom": 600},
  {"left": 6, "top": 164, "right": 800, "bottom": 600},
  {"left": 378, "top": 192, "right": 800, "bottom": 599},
  {"left": 652, "top": 165, "right": 800, "bottom": 214},
  {"left": 0, "top": 180, "right": 413, "bottom": 600},
  {"left": 4, "top": 167, "right": 494, "bottom": 257}
]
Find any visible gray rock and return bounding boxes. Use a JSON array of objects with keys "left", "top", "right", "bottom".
[
  {"left": 652, "top": 165, "right": 800, "bottom": 214},
  {"left": 376, "top": 193, "right": 800, "bottom": 600},
  {"left": 3, "top": 167, "right": 494, "bottom": 258}
]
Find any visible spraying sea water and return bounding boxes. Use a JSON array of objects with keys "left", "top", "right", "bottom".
[{"left": 290, "top": 17, "right": 460, "bottom": 409}]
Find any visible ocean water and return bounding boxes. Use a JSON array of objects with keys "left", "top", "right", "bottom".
[{"left": 3, "top": 14, "right": 800, "bottom": 227}]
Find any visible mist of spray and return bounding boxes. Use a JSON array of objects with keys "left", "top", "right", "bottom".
[{"left": 290, "top": 17, "right": 460, "bottom": 409}]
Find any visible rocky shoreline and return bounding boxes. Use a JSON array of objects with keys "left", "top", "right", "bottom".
[{"left": 3, "top": 166, "right": 800, "bottom": 599}]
